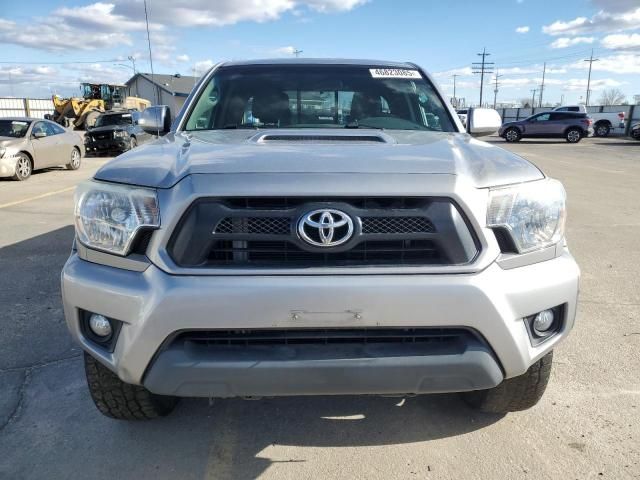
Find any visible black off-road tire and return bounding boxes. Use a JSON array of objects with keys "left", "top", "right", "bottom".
[
  {"left": 461, "top": 351, "right": 553, "bottom": 413},
  {"left": 129, "top": 136, "right": 138, "bottom": 150},
  {"left": 84, "top": 353, "right": 178, "bottom": 420}
]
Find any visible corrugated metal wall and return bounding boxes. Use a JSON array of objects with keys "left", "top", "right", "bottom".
[{"left": 0, "top": 98, "right": 54, "bottom": 119}]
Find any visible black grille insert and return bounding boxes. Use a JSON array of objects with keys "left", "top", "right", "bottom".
[
  {"left": 175, "top": 328, "right": 469, "bottom": 348},
  {"left": 168, "top": 197, "right": 479, "bottom": 268}
]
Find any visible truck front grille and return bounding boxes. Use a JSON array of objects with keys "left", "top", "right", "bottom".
[
  {"left": 167, "top": 197, "right": 478, "bottom": 269},
  {"left": 174, "top": 327, "right": 470, "bottom": 349}
]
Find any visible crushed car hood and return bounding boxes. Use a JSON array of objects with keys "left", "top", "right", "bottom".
[{"left": 94, "top": 129, "right": 543, "bottom": 189}]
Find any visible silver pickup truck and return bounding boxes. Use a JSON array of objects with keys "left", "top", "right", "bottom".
[{"left": 62, "top": 59, "right": 579, "bottom": 420}]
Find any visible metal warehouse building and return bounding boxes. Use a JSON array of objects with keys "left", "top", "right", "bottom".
[{"left": 125, "top": 73, "right": 198, "bottom": 117}]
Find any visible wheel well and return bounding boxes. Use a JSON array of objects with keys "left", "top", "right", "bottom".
[
  {"left": 564, "top": 126, "right": 584, "bottom": 135},
  {"left": 595, "top": 120, "right": 611, "bottom": 127},
  {"left": 19, "top": 151, "right": 34, "bottom": 167}
]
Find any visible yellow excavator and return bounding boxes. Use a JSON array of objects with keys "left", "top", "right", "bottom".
[{"left": 48, "top": 83, "right": 150, "bottom": 129}]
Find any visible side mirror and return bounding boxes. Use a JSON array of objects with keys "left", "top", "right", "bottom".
[
  {"left": 33, "top": 131, "right": 47, "bottom": 139},
  {"left": 139, "top": 105, "right": 172, "bottom": 135},
  {"left": 466, "top": 108, "right": 502, "bottom": 137}
]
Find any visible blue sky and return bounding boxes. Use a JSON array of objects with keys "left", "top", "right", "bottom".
[{"left": 2, "top": 0, "right": 639, "bottom": 106}]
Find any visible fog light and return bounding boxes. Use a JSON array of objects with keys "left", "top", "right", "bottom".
[
  {"left": 89, "top": 314, "right": 112, "bottom": 337},
  {"left": 532, "top": 309, "right": 555, "bottom": 336}
]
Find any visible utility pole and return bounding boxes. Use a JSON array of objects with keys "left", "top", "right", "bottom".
[
  {"left": 143, "top": 0, "right": 157, "bottom": 104},
  {"left": 539, "top": 62, "right": 546, "bottom": 108},
  {"left": 584, "top": 49, "right": 599, "bottom": 106},
  {"left": 293, "top": 49, "right": 303, "bottom": 58},
  {"left": 472, "top": 47, "right": 494, "bottom": 107},
  {"left": 492, "top": 70, "right": 503, "bottom": 109},
  {"left": 530, "top": 88, "right": 538, "bottom": 108},
  {"left": 452, "top": 74, "right": 459, "bottom": 108}
]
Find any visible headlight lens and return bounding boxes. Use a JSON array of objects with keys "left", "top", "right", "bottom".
[
  {"left": 487, "top": 179, "right": 566, "bottom": 253},
  {"left": 74, "top": 181, "right": 160, "bottom": 256},
  {"left": 114, "top": 131, "right": 128, "bottom": 138}
]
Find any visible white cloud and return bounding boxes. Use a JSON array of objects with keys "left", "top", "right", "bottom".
[
  {"left": 112, "top": 0, "right": 367, "bottom": 28},
  {"left": 601, "top": 33, "right": 640, "bottom": 50},
  {"left": 0, "top": 16, "right": 133, "bottom": 51},
  {"left": 515, "top": 26, "right": 530, "bottom": 33},
  {"left": 433, "top": 67, "right": 473, "bottom": 77},
  {"left": 194, "top": 59, "right": 215, "bottom": 74},
  {"left": 568, "top": 53, "right": 640, "bottom": 74},
  {"left": 271, "top": 46, "right": 297, "bottom": 56},
  {"left": 550, "top": 36, "right": 595, "bottom": 48},
  {"left": 177, "top": 54, "right": 190, "bottom": 62},
  {"left": 542, "top": 7, "right": 640, "bottom": 36}
]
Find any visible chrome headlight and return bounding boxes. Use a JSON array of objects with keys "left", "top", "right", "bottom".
[
  {"left": 114, "top": 131, "right": 128, "bottom": 138},
  {"left": 74, "top": 181, "right": 160, "bottom": 256},
  {"left": 487, "top": 179, "right": 566, "bottom": 253}
]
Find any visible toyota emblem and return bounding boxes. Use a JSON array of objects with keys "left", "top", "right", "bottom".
[{"left": 297, "top": 209, "right": 354, "bottom": 247}]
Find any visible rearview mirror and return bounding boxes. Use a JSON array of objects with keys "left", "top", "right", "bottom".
[
  {"left": 466, "top": 108, "right": 502, "bottom": 137},
  {"left": 139, "top": 105, "right": 172, "bottom": 135},
  {"left": 33, "top": 131, "right": 46, "bottom": 139}
]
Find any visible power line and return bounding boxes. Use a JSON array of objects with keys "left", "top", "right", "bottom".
[
  {"left": 0, "top": 59, "right": 120, "bottom": 65},
  {"left": 472, "top": 47, "right": 494, "bottom": 106},
  {"left": 584, "top": 48, "right": 599, "bottom": 107}
]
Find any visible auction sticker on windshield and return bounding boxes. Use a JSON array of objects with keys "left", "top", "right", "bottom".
[{"left": 369, "top": 68, "right": 422, "bottom": 79}]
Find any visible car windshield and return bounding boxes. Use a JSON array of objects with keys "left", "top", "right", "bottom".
[
  {"left": 184, "top": 65, "right": 456, "bottom": 132},
  {"left": 0, "top": 120, "right": 31, "bottom": 138},
  {"left": 94, "top": 113, "right": 133, "bottom": 127}
]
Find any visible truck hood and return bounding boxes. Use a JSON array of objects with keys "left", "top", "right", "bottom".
[{"left": 94, "top": 129, "right": 543, "bottom": 189}]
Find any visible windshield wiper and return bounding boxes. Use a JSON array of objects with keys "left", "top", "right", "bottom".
[{"left": 344, "top": 121, "right": 383, "bottom": 130}]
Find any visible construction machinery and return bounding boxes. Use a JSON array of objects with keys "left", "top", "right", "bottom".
[{"left": 47, "top": 83, "right": 151, "bottom": 130}]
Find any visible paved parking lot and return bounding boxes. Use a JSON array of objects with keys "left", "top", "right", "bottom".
[{"left": 1, "top": 137, "right": 639, "bottom": 479}]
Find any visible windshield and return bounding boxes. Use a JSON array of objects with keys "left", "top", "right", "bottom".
[
  {"left": 184, "top": 65, "right": 456, "bottom": 132},
  {"left": 94, "top": 113, "right": 133, "bottom": 127},
  {"left": 0, "top": 120, "right": 31, "bottom": 138}
]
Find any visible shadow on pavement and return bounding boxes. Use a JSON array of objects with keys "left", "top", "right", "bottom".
[{"left": 0, "top": 226, "right": 504, "bottom": 480}]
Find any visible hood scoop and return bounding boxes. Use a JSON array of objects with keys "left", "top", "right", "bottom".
[{"left": 251, "top": 130, "right": 393, "bottom": 144}]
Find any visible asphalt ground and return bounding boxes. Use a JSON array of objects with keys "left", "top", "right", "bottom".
[{"left": 0, "top": 137, "right": 639, "bottom": 479}]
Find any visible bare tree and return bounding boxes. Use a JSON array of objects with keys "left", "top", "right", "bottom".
[
  {"left": 597, "top": 88, "right": 626, "bottom": 106},
  {"left": 519, "top": 98, "right": 531, "bottom": 108}
]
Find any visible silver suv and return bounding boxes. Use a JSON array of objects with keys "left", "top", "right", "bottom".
[{"left": 62, "top": 59, "right": 579, "bottom": 420}]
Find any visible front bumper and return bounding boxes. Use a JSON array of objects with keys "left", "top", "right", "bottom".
[
  {"left": 85, "top": 138, "right": 129, "bottom": 154},
  {"left": 0, "top": 155, "right": 18, "bottom": 177},
  {"left": 62, "top": 249, "right": 580, "bottom": 397}
]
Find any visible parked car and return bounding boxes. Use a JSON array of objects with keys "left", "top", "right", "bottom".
[
  {"left": 84, "top": 110, "right": 151, "bottom": 155},
  {"left": 0, "top": 118, "right": 83, "bottom": 181},
  {"left": 62, "top": 59, "right": 579, "bottom": 420},
  {"left": 456, "top": 109, "right": 468, "bottom": 126},
  {"left": 631, "top": 122, "right": 640, "bottom": 140},
  {"left": 499, "top": 111, "right": 593, "bottom": 143},
  {"left": 553, "top": 105, "right": 625, "bottom": 137}
]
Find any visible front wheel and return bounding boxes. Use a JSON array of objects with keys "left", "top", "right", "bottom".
[
  {"left": 129, "top": 137, "right": 138, "bottom": 151},
  {"left": 12, "top": 153, "right": 32, "bottom": 181},
  {"left": 84, "top": 353, "right": 179, "bottom": 420},
  {"left": 504, "top": 128, "right": 521, "bottom": 142},
  {"left": 565, "top": 128, "right": 582, "bottom": 143},
  {"left": 66, "top": 147, "right": 81, "bottom": 170},
  {"left": 461, "top": 351, "right": 553, "bottom": 413}
]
